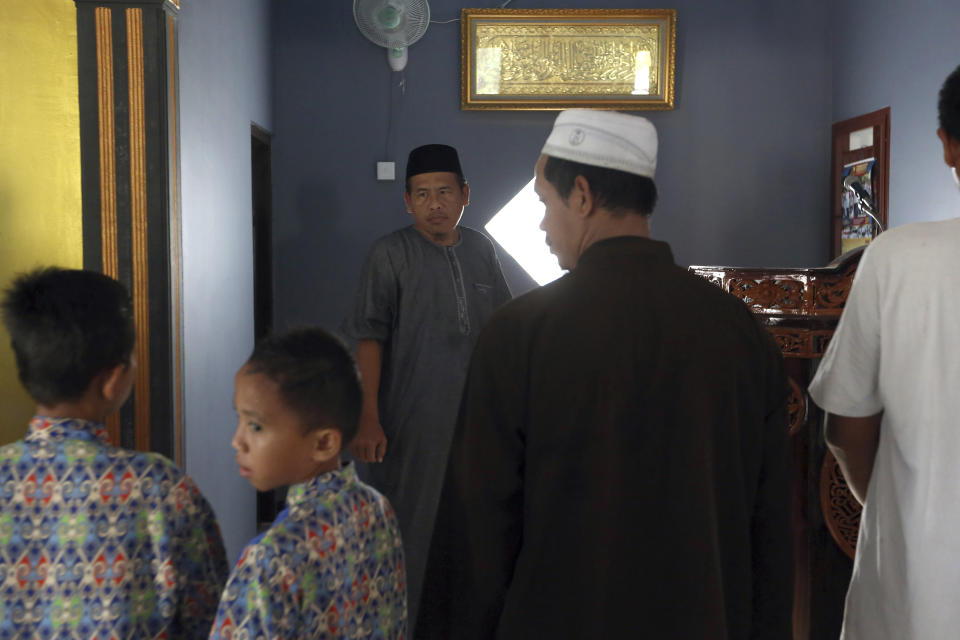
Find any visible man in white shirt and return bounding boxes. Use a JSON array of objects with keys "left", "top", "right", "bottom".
[{"left": 808, "top": 62, "right": 960, "bottom": 639}]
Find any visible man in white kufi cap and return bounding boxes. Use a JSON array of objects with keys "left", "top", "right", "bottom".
[{"left": 419, "top": 109, "right": 793, "bottom": 639}]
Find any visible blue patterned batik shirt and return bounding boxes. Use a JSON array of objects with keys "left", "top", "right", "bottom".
[
  {"left": 210, "top": 462, "right": 406, "bottom": 639},
  {"left": 0, "top": 416, "right": 229, "bottom": 639}
]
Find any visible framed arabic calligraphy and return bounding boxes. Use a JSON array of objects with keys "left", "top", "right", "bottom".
[{"left": 461, "top": 8, "right": 677, "bottom": 111}]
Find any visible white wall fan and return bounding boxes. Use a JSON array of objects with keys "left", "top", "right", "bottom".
[{"left": 353, "top": 0, "right": 431, "bottom": 72}]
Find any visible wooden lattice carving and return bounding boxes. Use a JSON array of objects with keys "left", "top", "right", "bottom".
[
  {"left": 814, "top": 275, "right": 853, "bottom": 310},
  {"left": 728, "top": 278, "right": 803, "bottom": 311},
  {"left": 786, "top": 377, "right": 805, "bottom": 436},
  {"left": 766, "top": 328, "right": 835, "bottom": 359},
  {"left": 771, "top": 330, "right": 807, "bottom": 356},
  {"left": 814, "top": 332, "right": 833, "bottom": 356},
  {"left": 820, "top": 450, "right": 862, "bottom": 559},
  {"left": 703, "top": 274, "right": 723, "bottom": 287}
]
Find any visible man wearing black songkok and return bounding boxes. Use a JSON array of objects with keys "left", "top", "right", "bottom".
[{"left": 342, "top": 144, "right": 512, "bottom": 628}]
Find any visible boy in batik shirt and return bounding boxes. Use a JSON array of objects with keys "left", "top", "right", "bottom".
[
  {"left": 0, "top": 267, "right": 228, "bottom": 638},
  {"left": 210, "top": 328, "right": 406, "bottom": 639}
]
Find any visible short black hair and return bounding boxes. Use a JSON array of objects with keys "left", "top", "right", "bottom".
[
  {"left": 543, "top": 156, "right": 658, "bottom": 217},
  {"left": 939, "top": 64, "right": 960, "bottom": 142},
  {"left": 1, "top": 267, "right": 135, "bottom": 406},
  {"left": 244, "top": 327, "right": 362, "bottom": 445},
  {"left": 404, "top": 173, "right": 468, "bottom": 194}
]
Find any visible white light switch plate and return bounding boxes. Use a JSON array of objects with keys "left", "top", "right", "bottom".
[{"left": 377, "top": 161, "right": 396, "bottom": 181}]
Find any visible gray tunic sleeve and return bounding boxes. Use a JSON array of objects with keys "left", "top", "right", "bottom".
[
  {"left": 486, "top": 237, "right": 512, "bottom": 308},
  {"left": 342, "top": 237, "right": 399, "bottom": 343}
]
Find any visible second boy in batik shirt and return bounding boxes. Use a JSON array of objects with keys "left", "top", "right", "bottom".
[
  {"left": 210, "top": 463, "right": 405, "bottom": 637},
  {"left": 212, "top": 328, "right": 406, "bottom": 639}
]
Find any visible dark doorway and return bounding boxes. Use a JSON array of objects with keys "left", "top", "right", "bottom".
[{"left": 251, "top": 123, "right": 282, "bottom": 529}]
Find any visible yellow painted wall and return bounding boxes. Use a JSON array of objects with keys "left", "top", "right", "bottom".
[{"left": 0, "top": 0, "right": 83, "bottom": 443}]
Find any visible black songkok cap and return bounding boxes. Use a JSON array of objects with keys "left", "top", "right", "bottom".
[{"left": 405, "top": 144, "right": 464, "bottom": 181}]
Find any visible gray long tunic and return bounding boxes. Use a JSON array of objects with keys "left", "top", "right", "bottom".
[{"left": 342, "top": 224, "right": 511, "bottom": 626}]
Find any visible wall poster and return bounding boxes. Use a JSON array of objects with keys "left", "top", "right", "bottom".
[{"left": 839, "top": 159, "right": 877, "bottom": 254}]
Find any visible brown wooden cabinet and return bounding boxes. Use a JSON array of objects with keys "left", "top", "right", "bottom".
[{"left": 690, "top": 248, "right": 864, "bottom": 640}]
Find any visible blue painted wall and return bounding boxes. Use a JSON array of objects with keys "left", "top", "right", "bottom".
[
  {"left": 271, "top": 0, "right": 833, "bottom": 336},
  {"left": 167, "top": 0, "right": 960, "bottom": 587},
  {"left": 831, "top": 1, "right": 960, "bottom": 227},
  {"left": 179, "top": 0, "right": 272, "bottom": 562}
]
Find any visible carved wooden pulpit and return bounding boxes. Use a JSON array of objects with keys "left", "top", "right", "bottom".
[{"left": 690, "top": 248, "right": 865, "bottom": 640}]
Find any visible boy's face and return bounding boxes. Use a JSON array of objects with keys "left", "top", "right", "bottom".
[
  {"left": 231, "top": 365, "right": 335, "bottom": 492},
  {"left": 404, "top": 171, "right": 469, "bottom": 245}
]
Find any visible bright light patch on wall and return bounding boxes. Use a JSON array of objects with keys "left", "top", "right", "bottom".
[
  {"left": 485, "top": 178, "right": 566, "bottom": 285},
  {"left": 632, "top": 50, "right": 651, "bottom": 95}
]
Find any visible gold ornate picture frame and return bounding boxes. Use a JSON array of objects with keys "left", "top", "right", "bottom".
[{"left": 461, "top": 8, "right": 677, "bottom": 111}]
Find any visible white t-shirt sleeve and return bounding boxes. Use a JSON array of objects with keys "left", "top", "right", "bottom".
[{"left": 808, "top": 244, "right": 884, "bottom": 417}]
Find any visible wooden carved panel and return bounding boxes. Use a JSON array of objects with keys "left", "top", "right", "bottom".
[
  {"left": 766, "top": 328, "right": 836, "bottom": 360},
  {"left": 691, "top": 248, "right": 863, "bottom": 320},
  {"left": 787, "top": 377, "right": 805, "bottom": 436},
  {"left": 813, "top": 261, "right": 858, "bottom": 311},
  {"left": 728, "top": 277, "right": 804, "bottom": 313},
  {"left": 772, "top": 329, "right": 807, "bottom": 358},
  {"left": 819, "top": 450, "right": 862, "bottom": 559},
  {"left": 701, "top": 273, "right": 724, "bottom": 287}
]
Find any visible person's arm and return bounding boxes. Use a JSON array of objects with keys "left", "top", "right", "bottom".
[
  {"left": 208, "top": 543, "right": 298, "bottom": 639},
  {"left": 824, "top": 411, "right": 882, "bottom": 505},
  {"left": 168, "top": 475, "right": 229, "bottom": 637},
  {"left": 809, "top": 240, "right": 885, "bottom": 505},
  {"left": 351, "top": 339, "right": 387, "bottom": 463},
  {"left": 487, "top": 239, "right": 513, "bottom": 307},
  {"left": 342, "top": 239, "right": 398, "bottom": 464}
]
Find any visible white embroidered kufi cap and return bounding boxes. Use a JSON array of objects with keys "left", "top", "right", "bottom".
[{"left": 541, "top": 109, "right": 658, "bottom": 178}]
